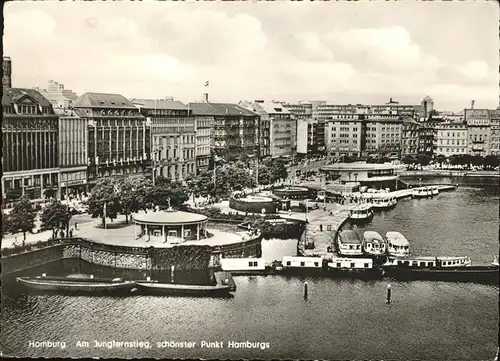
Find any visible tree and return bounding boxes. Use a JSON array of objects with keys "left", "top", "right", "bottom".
[
  {"left": 257, "top": 164, "right": 272, "bottom": 185},
  {"left": 40, "top": 200, "right": 72, "bottom": 238},
  {"left": 9, "top": 195, "right": 36, "bottom": 241},
  {"left": 483, "top": 155, "right": 500, "bottom": 169},
  {"left": 2, "top": 211, "right": 11, "bottom": 237},
  {"left": 262, "top": 158, "right": 288, "bottom": 183},
  {"left": 84, "top": 178, "right": 120, "bottom": 227},
  {"left": 116, "top": 177, "right": 151, "bottom": 224},
  {"left": 148, "top": 176, "right": 190, "bottom": 209}
]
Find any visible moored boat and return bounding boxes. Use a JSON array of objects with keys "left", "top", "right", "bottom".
[
  {"left": 16, "top": 275, "right": 135, "bottom": 294},
  {"left": 220, "top": 257, "right": 271, "bottom": 275},
  {"left": 412, "top": 188, "right": 430, "bottom": 198},
  {"left": 135, "top": 271, "right": 236, "bottom": 296},
  {"left": 431, "top": 186, "right": 439, "bottom": 196},
  {"left": 382, "top": 256, "right": 499, "bottom": 284},
  {"left": 362, "top": 231, "right": 387, "bottom": 260},
  {"left": 386, "top": 231, "right": 410, "bottom": 257},
  {"left": 337, "top": 230, "right": 363, "bottom": 257},
  {"left": 327, "top": 257, "right": 383, "bottom": 279},
  {"left": 371, "top": 195, "right": 392, "bottom": 210},
  {"left": 349, "top": 204, "right": 374, "bottom": 222},
  {"left": 279, "top": 256, "right": 324, "bottom": 274}
]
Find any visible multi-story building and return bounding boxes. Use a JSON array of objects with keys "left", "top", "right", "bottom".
[
  {"left": 190, "top": 102, "right": 259, "bottom": 162},
  {"left": 132, "top": 98, "right": 196, "bottom": 181},
  {"left": 325, "top": 118, "right": 363, "bottom": 158},
  {"left": 434, "top": 120, "right": 468, "bottom": 156},
  {"left": 363, "top": 117, "right": 403, "bottom": 158},
  {"left": 464, "top": 109, "right": 491, "bottom": 156},
  {"left": 401, "top": 118, "right": 421, "bottom": 156},
  {"left": 194, "top": 115, "right": 213, "bottom": 173},
  {"left": 488, "top": 109, "right": 500, "bottom": 156},
  {"left": 56, "top": 108, "right": 88, "bottom": 197},
  {"left": 239, "top": 100, "right": 270, "bottom": 158},
  {"left": 420, "top": 96, "right": 434, "bottom": 120},
  {"left": 73, "top": 93, "right": 150, "bottom": 185},
  {"left": 2, "top": 88, "right": 60, "bottom": 204},
  {"left": 3, "top": 56, "right": 12, "bottom": 91},
  {"left": 251, "top": 101, "right": 296, "bottom": 158},
  {"left": 36, "top": 80, "right": 78, "bottom": 110},
  {"left": 284, "top": 102, "right": 325, "bottom": 157},
  {"left": 417, "top": 120, "right": 437, "bottom": 156}
]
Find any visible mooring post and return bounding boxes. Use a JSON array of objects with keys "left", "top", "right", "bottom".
[
  {"left": 170, "top": 265, "right": 175, "bottom": 283},
  {"left": 304, "top": 281, "right": 308, "bottom": 299},
  {"left": 387, "top": 284, "right": 392, "bottom": 304}
]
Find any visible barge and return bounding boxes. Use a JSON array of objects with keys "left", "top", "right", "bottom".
[
  {"left": 326, "top": 257, "right": 383, "bottom": 279},
  {"left": 134, "top": 271, "right": 236, "bottom": 296},
  {"left": 16, "top": 274, "right": 135, "bottom": 294}
]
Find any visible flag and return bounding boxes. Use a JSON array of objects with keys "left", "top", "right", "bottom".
[{"left": 205, "top": 81, "right": 209, "bottom": 87}]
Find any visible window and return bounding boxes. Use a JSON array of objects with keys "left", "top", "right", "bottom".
[
  {"left": 350, "top": 262, "right": 355, "bottom": 268},
  {"left": 364, "top": 263, "right": 369, "bottom": 268},
  {"left": 336, "top": 262, "right": 341, "bottom": 268},
  {"left": 286, "top": 261, "right": 291, "bottom": 266},
  {"left": 300, "top": 262, "right": 305, "bottom": 267},
  {"left": 314, "top": 262, "right": 319, "bottom": 267},
  {"left": 419, "top": 262, "right": 425, "bottom": 267},
  {"left": 248, "top": 261, "right": 253, "bottom": 267}
]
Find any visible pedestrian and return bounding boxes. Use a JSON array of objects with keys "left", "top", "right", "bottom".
[
  {"left": 69, "top": 229, "right": 73, "bottom": 237},
  {"left": 320, "top": 224, "right": 323, "bottom": 232},
  {"left": 75, "top": 221, "right": 78, "bottom": 230},
  {"left": 323, "top": 206, "right": 326, "bottom": 212}
]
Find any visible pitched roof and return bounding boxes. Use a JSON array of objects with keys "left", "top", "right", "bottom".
[
  {"left": 73, "top": 92, "right": 136, "bottom": 109},
  {"left": 130, "top": 98, "right": 187, "bottom": 110},
  {"left": 188, "top": 102, "right": 257, "bottom": 116},
  {"left": 2, "top": 88, "right": 52, "bottom": 107},
  {"left": 253, "top": 101, "right": 291, "bottom": 115}
]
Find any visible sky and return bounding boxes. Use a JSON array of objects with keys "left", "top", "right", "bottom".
[{"left": 4, "top": 1, "right": 499, "bottom": 111}]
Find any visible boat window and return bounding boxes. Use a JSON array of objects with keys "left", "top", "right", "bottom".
[
  {"left": 443, "top": 262, "right": 447, "bottom": 266},
  {"left": 253, "top": 262, "right": 258, "bottom": 267},
  {"left": 314, "top": 262, "right": 319, "bottom": 267},
  {"left": 404, "top": 261, "right": 410, "bottom": 266},
  {"left": 364, "top": 263, "right": 369, "bottom": 268},
  {"left": 419, "top": 262, "right": 425, "bottom": 267},
  {"left": 412, "top": 261, "right": 418, "bottom": 266},
  {"left": 350, "top": 263, "right": 355, "bottom": 268},
  {"left": 248, "top": 261, "right": 253, "bottom": 267},
  {"left": 300, "top": 262, "right": 305, "bottom": 267},
  {"left": 398, "top": 261, "right": 403, "bottom": 265},
  {"left": 427, "top": 262, "right": 433, "bottom": 267},
  {"left": 336, "top": 263, "right": 341, "bottom": 268},
  {"left": 286, "top": 261, "right": 291, "bottom": 266},
  {"left": 349, "top": 245, "right": 354, "bottom": 250}
]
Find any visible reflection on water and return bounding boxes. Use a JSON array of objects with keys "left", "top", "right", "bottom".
[{"left": 1, "top": 180, "right": 498, "bottom": 359}]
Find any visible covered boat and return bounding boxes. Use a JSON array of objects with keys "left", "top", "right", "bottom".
[
  {"left": 135, "top": 271, "right": 236, "bottom": 296},
  {"left": 382, "top": 256, "right": 499, "bottom": 284},
  {"left": 337, "top": 230, "right": 363, "bottom": 256},
  {"left": 279, "top": 256, "right": 324, "bottom": 274},
  {"left": 386, "top": 231, "right": 410, "bottom": 257},
  {"left": 16, "top": 275, "right": 134, "bottom": 294},
  {"left": 349, "top": 204, "right": 374, "bottom": 222},
  {"left": 371, "top": 195, "right": 392, "bottom": 210},
  {"left": 220, "top": 257, "right": 271, "bottom": 275},
  {"left": 326, "top": 257, "right": 383, "bottom": 279},
  {"left": 362, "top": 231, "right": 386, "bottom": 259},
  {"left": 412, "top": 188, "right": 430, "bottom": 198}
]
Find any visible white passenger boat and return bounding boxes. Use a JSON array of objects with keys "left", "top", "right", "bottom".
[
  {"left": 385, "top": 231, "right": 410, "bottom": 257},
  {"left": 337, "top": 230, "right": 363, "bottom": 256},
  {"left": 362, "top": 231, "right": 386, "bottom": 259},
  {"left": 371, "top": 195, "right": 392, "bottom": 210},
  {"left": 349, "top": 204, "right": 374, "bottom": 222},
  {"left": 326, "top": 257, "right": 382, "bottom": 279},
  {"left": 412, "top": 188, "right": 430, "bottom": 198},
  {"left": 431, "top": 186, "right": 439, "bottom": 196},
  {"left": 220, "top": 257, "right": 269, "bottom": 275},
  {"left": 279, "top": 256, "right": 324, "bottom": 274},
  {"left": 383, "top": 256, "right": 471, "bottom": 268}
]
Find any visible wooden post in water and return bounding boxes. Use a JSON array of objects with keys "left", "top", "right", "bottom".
[
  {"left": 386, "top": 284, "right": 392, "bottom": 304},
  {"left": 171, "top": 265, "right": 175, "bottom": 283},
  {"left": 304, "top": 281, "right": 308, "bottom": 299}
]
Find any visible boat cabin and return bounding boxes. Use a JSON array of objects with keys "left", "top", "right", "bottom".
[
  {"left": 337, "top": 230, "right": 363, "bottom": 256},
  {"left": 362, "top": 231, "right": 386, "bottom": 255},
  {"left": 350, "top": 204, "right": 373, "bottom": 217},
  {"left": 385, "top": 256, "right": 471, "bottom": 268},
  {"left": 386, "top": 231, "right": 410, "bottom": 257},
  {"left": 220, "top": 257, "right": 266, "bottom": 272},
  {"left": 282, "top": 256, "right": 323, "bottom": 268},
  {"left": 328, "top": 257, "right": 374, "bottom": 269}
]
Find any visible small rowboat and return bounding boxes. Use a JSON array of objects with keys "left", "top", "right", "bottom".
[
  {"left": 135, "top": 271, "right": 236, "bottom": 296},
  {"left": 17, "top": 275, "right": 134, "bottom": 294}
]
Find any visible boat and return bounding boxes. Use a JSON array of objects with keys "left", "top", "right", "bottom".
[
  {"left": 326, "top": 257, "right": 383, "bottom": 279},
  {"left": 431, "top": 186, "right": 439, "bottom": 196},
  {"left": 388, "top": 196, "right": 398, "bottom": 207},
  {"left": 412, "top": 188, "right": 430, "bottom": 198},
  {"left": 362, "top": 231, "right": 387, "bottom": 260},
  {"left": 371, "top": 195, "right": 392, "bottom": 210},
  {"left": 16, "top": 274, "right": 135, "bottom": 294},
  {"left": 385, "top": 231, "right": 410, "bottom": 257},
  {"left": 382, "top": 256, "right": 499, "bottom": 284},
  {"left": 349, "top": 204, "right": 374, "bottom": 222},
  {"left": 278, "top": 256, "right": 324, "bottom": 274},
  {"left": 337, "top": 230, "right": 363, "bottom": 256},
  {"left": 134, "top": 271, "right": 236, "bottom": 296},
  {"left": 220, "top": 257, "right": 272, "bottom": 275}
]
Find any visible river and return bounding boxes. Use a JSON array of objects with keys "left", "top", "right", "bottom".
[{"left": 1, "top": 177, "right": 498, "bottom": 360}]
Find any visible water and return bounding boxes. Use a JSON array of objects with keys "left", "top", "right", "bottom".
[{"left": 1, "top": 180, "right": 499, "bottom": 360}]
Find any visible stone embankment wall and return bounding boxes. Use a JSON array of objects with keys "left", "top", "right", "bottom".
[
  {"left": 1, "top": 245, "right": 66, "bottom": 275},
  {"left": 229, "top": 197, "right": 278, "bottom": 214}
]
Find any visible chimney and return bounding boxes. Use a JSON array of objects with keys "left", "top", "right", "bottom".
[
  {"left": 203, "top": 93, "right": 209, "bottom": 103},
  {"left": 255, "top": 100, "right": 264, "bottom": 103},
  {"left": 471, "top": 100, "right": 475, "bottom": 109},
  {"left": 3, "top": 56, "right": 12, "bottom": 91}
]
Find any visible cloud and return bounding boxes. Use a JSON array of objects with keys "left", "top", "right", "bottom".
[
  {"left": 5, "top": 9, "right": 57, "bottom": 40},
  {"left": 458, "top": 60, "right": 490, "bottom": 81},
  {"left": 292, "top": 32, "right": 334, "bottom": 62}
]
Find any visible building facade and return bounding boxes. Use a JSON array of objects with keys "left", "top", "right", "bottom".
[
  {"left": 464, "top": 109, "right": 491, "bottom": 156},
  {"left": 488, "top": 109, "right": 500, "bottom": 156},
  {"left": 57, "top": 108, "right": 88, "bottom": 197},
  {"left": 73, "top": 93, "right": 150, "bottom": 185},
  {"left": 2, "top": 88, "right": 60, "bottom": 204},
  {"left": 190, "top": 102, "right": 259, "bottom": 162},
  {"left": 401, "top": 119, "right": 421, "bottom": 156},
  {"left": 194, "top": 116, "right": 213, "bottom": 173},
  {"left": 3, "top": 56, "right": 12, "bottom": 91},
  {"left": 36, "top": 80, "right": 78, "bottom": 110},
  {"left": 434, "top": 120, "right": 468, "bottom": 156},
  {"left": 132, "top": 99, "right": 196, "bottom": 181},
  {"left": 325, "top": 118, "right": 363, "bottom": 158},
  {"left": 363, "top": 118, "right": 403, "bottom": 158}
]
